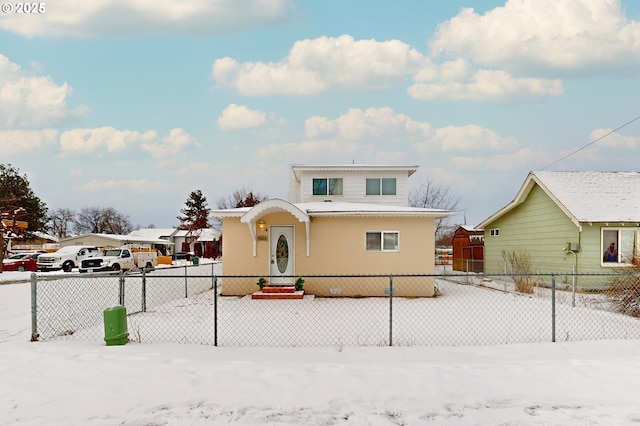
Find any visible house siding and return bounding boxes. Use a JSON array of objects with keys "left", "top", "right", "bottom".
[
  {"left": 220, "top": 213, "right": 435, "bottom": 297},
  {"left": 483, "top": 185, "right": 580, "bottom": 276},
  {"left": 291, "top": 168, "right": 410, "bottom": 206}
]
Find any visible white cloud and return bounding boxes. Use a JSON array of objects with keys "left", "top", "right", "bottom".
[
  {"left": 589, "top": 128, "right": 640, "bottom": 149},
  {"left": 429, "top": 0, "right": 640, "bottom": 74},
  {"left": 58, "top": 127, "right": 200, "bottom": 161},
  {"left": 60, "top": 127, "right": 157, "bottom": 155},
  {"left": 0, "top": 55, "right": 88, "bottom": 128},
  {"left": 141, "top": 128, "right": 200, "bottom": 159},
  {"left": 0, "top": 0, "right": 300, "bottom": 38},
  {"left": 75, "top": 178, "right": 168, "bottom": 193},
  {"left": 0, "top": 129, "right": 58, "bottom": 155},
  {"left": 212, "top": 34, "right": 562, "bottom": 102},
  {"left": 421, "top": 125, "right": 518, "bottom": 152},
  {"left": 217, "top": 104, "right": 267, "bottom": 131},
  {"left": 451, "top": 148, "right": 541, "bottom": 172},
  {"left": 305, "top": 107, "right": 432, "bottom": 141},
  {"left": 258, "top": 138, "right": 409, "bottom": 166},
  {"left": 408, "top": 68, "right": 563, "bottom": 101},
  {"left": 213, "top": 35, "right": 426, "bottom": 96}
]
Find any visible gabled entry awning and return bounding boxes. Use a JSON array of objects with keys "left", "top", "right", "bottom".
[{"left": 240, "top": 199, "right": 310, "bottom": 257}]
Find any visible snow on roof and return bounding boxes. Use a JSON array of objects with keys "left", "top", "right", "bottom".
[
  {"left": 534, "top": 171, "right": 640, "bottom": 222},
  {"left": 128, "top": 228, "right": 177, "bottom": 240},
  {"left": 299, "top": 201, "right": 448, "bottom": 217},
  {"left": 477, "top": 171, "right": 640, "bottom": 228},
  {"left": 458, "top": 225, "right": 483, "bottom": 233},
  {"left": 290, "top": 164, "right": 419, "bottom": 181},
  {"left": 196, "top": 228, "right": 221, "bottom": 242},
  {"left": 211, "top": 200, "right": 449, "bottom": 218}
]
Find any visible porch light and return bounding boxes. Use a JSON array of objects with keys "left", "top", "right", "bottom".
[{"left": 257, "top": 220, "right": 267, "bottom": 239}]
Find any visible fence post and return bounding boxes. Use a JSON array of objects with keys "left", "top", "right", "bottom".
[
  {"left": 118, "top": 271, "right": 125, "bottom": 306},
  {"left": 571, "top": 265, "right": 576, "bottom": 308},
  {"left": 551, "top": 273, "right": 556, "bottom": 343},
  {"left": 142, "top": 268, "right": 147, "bottom": 312},
  {"left": 30, "top": 273, "right": 39, "bottom": 342},
  {"left": 184, "top": 265, "right": 188, "bottom": 298},
  {"left": 211, "top": 262, "right": 216, "bottom": 290},
  {"left": 466, "top": 260, "right": 470, "bottom": 285},
  {"left": 389, "top": 274, "right": 393, "bottom": 347},
  {"left": 214, "top": 275, "right": 218, "bottom": 347}
]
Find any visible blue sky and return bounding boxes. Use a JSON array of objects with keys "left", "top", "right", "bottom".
[{"left": 1, "top": 0, "right": 640, "bottom": 229}]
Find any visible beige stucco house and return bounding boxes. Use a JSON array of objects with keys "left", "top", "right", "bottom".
[{"left": 211, "top": 165, "right": 449, "bottom": 297}]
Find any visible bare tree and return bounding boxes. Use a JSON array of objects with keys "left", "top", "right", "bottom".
[
  {"left": 409, "top": 175, "right": 462, "bottom": 246},
  {"left": 73, "top": 207, "right": 133, "bottom": 235},
  {"left": 217, "top": 188, "right": 267, "bottom": 209},
  {"left": 48, "top": 208, "right": 76, "bottom": 239}
]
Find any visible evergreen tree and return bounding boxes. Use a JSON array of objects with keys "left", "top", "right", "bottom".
[
  {"left": 0, "top": 164, "right": 48, "bottom": 235},
  {"left": 177, "top": 190, "right": 210, "bottom": 231}
]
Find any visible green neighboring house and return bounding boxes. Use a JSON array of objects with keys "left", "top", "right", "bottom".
[{"left": 476, "top": 171, "right": 640, "bottom": 288}]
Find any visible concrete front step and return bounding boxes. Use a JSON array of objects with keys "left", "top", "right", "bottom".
[
  {"left": 252, "top": 290, "right": 304, "bottom": 300},
  {"left": 261, "top": 286, "right": 296, "bottom": 293}
]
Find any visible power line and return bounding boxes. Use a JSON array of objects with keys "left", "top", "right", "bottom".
[{"left": 541, "top": 114, "right": 640, "bottom": 170}]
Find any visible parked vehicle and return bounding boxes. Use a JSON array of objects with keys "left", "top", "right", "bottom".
[
  {"left": 2, "top": 252, "right": 42, "bottom": 272},
  {"left": 79, "top": 246, "right": 158, "bottom": 273},
  {"left": 37, "top": 246, "right": 99, "bottom": 272},
  {"left": 173, "top": 252, "right": 194, "bottom": 261}
]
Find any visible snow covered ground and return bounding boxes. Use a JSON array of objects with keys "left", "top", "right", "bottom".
[{"left": 2, "top": 266, "right": 640, "bottom": 425}]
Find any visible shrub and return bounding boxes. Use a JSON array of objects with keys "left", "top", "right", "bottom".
[
  {"left": 256, "top": 277, "right": 268, "bottom": 290},
  {"left": 608, "top": 255, "right": 640, "bottom": 317},
  {"left": 502, "top": 247, "right": 536, "bottom": 294}
]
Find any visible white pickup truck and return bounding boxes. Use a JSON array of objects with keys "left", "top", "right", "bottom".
[
  {"left": 79, "top": 247, "right": 158, "bottom": 273},
  {"left": 37, "top": 246, "right": 100, "bottom": 272}
]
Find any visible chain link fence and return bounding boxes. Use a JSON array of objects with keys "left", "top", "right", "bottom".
[{"left": 30, "top": 263, "right": 640, "bottom": 347}]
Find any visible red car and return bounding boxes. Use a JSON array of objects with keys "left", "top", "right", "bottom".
[{"left": 2, "top": 252, "right": 42, "bottom": 272}]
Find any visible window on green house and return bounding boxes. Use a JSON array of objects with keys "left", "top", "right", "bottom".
[{"left": 602, "top": 228, "right": 638, "bottom": 265}]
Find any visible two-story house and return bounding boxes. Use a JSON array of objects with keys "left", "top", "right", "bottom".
[{"left": 211, "top": 164, "right": 448, "bottom": 297}]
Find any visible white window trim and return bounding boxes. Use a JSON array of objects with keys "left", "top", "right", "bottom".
[
  {"left": 601, "top": 227, "right": 639, "bottom": 267},
  {"left": 312, "top": 177, "right": 344, "bottom": 196},
  {"left": 365, "top": 230, "right": 400, "bottom": 252},
  {"left": 490, "top": 228, "right": 500, "bottom": 237},
  {"left": 365, "top": 178, "right": 396, "bottom": 196}
]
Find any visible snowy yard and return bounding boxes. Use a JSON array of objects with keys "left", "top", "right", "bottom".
[
  {"left": 27, "top": 264, "right": 640, "bottom": 348},
  {"left": 2, "top": 264, "right": 640, "bottom": 424}
]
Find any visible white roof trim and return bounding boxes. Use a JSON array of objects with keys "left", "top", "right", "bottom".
[
  {"left": 213, "top": 200, "right": 449, "bottom": 219},
  {"left": 291, "top": 164, "right": 418, "bottom": 181},
  {"left": 476, "top": 171, "right": 581, "bottom": 230},
  {"left": 240, "top": 199, "right": 310, "bottom": 224}
]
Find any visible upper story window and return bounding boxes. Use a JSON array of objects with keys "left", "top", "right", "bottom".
[
  {"left": 490, "top": 228, "right": 500, "bottom": 237},
  {"left": 366, "top": 178, "right": 396, "bottom": 196},
  {"left": 313, "top": 178, "right": 343, "bottom": 196},
  {"left": 602, "top": 228, "right": 638, "bottom": 265}
]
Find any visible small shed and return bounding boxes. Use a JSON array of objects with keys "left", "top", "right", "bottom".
[{"left": 452, "top": 226, "right": 484, "bottom": 272}]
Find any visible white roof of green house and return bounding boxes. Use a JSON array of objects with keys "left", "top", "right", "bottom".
[{"left": 477, "top": 171, "right": 640, "bottom": 229}]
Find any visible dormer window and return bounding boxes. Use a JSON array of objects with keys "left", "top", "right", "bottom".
[
  {"left": 313, "top": 178, "right": 343, "bottom": 196},
  {"left": 366, "top": 178, "right": 396, "bottom": 196}
]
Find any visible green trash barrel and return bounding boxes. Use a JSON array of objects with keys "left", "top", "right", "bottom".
[
  {"left": 192, "top": 256, "right": 199, "bottom": 265},
  {"left": 103, "top": 305, "right": 129, "bottom": 346}
]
